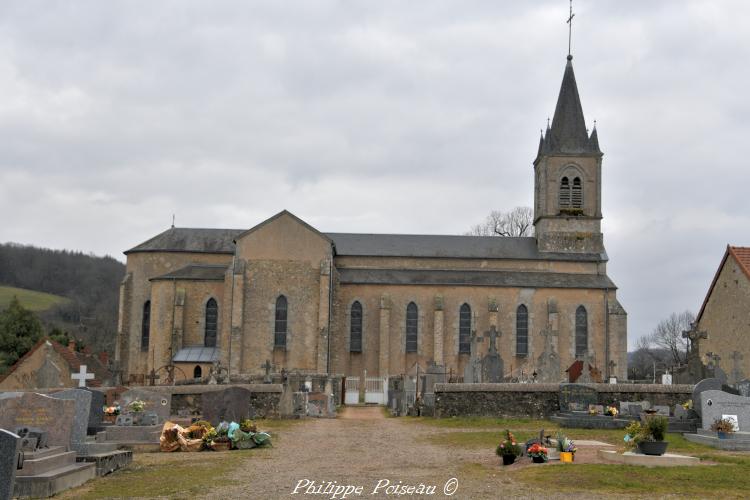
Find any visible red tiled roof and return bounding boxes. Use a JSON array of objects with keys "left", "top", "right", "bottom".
[
  {"left": 696, "top": 245, "right": 750, "bottom": 322},
  {"left": 0, "top": 337, "right": 112, "bottom": 388}
]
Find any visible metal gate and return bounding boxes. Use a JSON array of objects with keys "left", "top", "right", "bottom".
[
  {"left": 365, "top": 376, "right": 387, "bottom": 404},
  {"left": 345, "top": 377, "right": 360, "bottom": 405}
]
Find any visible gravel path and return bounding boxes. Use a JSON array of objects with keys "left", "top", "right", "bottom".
[{"left": 207, "top": 407, "right": 595, "bottom": 500}]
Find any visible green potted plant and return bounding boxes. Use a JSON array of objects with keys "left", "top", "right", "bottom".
[
  {"left": 495, "top": 430, "right": 522, "bottom": 466},
  {"left": 711, "top": 417, "right": 735, "bottom": 439},
  {"left": 555, "top": 432, "right": 577, "bottom": 463},
  {"left": 625, "top": 416, "right": 669, "bottom": 455},
  {"left": 526, "top": 443, "right": 548, "bottom": 463}
]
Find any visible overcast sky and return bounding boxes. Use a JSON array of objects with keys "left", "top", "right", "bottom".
[{"left": 1, "top": 1, "right": 748, "bottom": 348}]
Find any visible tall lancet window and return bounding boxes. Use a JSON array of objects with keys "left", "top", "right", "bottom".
[
  {"left": 141, "top": 301, "right": 151, "bottom": 351},
  {"left": 350, "top": 301, "right": 363, "bottom": 353},
  {"left": 274, "top": 295, "right": 288, "bottom": 348},
  {"left": 516, "top": 305, "right": 529, "bottom": 356},
  {"left": 405, "top": 302, "right": 418, "bottom": 353},
  {"left": 575, "top": 305, "right": 588, "bottom": 356},
  {"left": 204, "top": 298, "right": 218, "bottom": 347},
  {"left": 458, "top": 304, "right": 471, "bottom": 354}
]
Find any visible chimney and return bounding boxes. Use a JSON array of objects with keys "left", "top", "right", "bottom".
[
  {"left": 99, "top": 351, "right": 109, "bottom": 366},
  {"left": 68, "top": 340, "right": 76, "bottom": 352}
]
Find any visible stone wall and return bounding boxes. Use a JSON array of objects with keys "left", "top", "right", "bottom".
[{"left": 434, "top": 383, "right": 693, "bottom": 418}]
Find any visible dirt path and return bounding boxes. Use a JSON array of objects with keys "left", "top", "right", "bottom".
[{"left": 206, "top": 407, "right": 584, "bottom": 500}]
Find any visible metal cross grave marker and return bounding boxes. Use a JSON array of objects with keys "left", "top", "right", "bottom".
[{"left": 71, "top": 364, "right": 95, "bottom": 388}]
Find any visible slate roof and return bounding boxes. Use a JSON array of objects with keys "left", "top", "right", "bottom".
[
  {"left": 125, "top": 227, "right": 243, "bottom": 255},
  {"left": 696, "top": 245, "right": 750, "bottom": 322},
  {"left": 338, "top": 268, "right": 616, "bottom": 289},
  {"left": 173, "top": 346, "right": 220, "bottom": 363},
  {"left": 539, "top": 56, "right": 601, "bottom": 156},
  {"left": 151, "top": 264, "right": 228, "bottom": 282}
]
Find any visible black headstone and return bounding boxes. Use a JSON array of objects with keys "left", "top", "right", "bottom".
[
  {"left": 202, "top": 387, "right": 253, "bottom": 425},
  {"left": 86, "top": 389, "right": 105, "bottom": 429}
]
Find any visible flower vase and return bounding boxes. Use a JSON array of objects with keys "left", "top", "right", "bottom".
[
  {"left": 560, "top": 452, "right": 574, "bottom": 463},
  {"left": 502, "top": 455, "right": 515, "bottom": 466},
  {"left": 532, "top": 456, "right": 545, "bottom": 463},
  {"left": 718, "top": 432, "right": 727, "bottom": 439}
]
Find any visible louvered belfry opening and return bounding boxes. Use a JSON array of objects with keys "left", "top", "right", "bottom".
[
  {"left": 559, "top": 176, "right": 571, "bottom": 209},
  {"left": 350, "top": 301, "right": 363, "bottom": 352},
  {"left": 571, "top": 177, "right": 582, "bottom": 208},
  {"left": 405, "top": 302, "right": 418, "bottom": 353}
]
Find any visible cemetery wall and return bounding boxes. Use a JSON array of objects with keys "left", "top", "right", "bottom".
[
  {"left": 434, "top": 383, "right": 692, "bottom": 418},
  {"left": 135, "top": 384, "right": 283, "bottom": 418}
]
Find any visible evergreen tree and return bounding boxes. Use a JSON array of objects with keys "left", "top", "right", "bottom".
[{"left": 0, "top": 295, "right": 44, "bottom": 371}]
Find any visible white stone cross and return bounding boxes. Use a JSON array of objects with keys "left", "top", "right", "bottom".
[{"left": 71, "top": 364, "right": 95, "bottom": 388}]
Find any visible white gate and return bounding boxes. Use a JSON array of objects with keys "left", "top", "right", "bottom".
[
  {"left": 345, "top": 377, "right": 360, "bottom": 405},
  {"left": 365, "top": 376, "right": 387, "bottom": 404},
  {"left": 404, "top": 376, "right": 417, "bottom": 409}
]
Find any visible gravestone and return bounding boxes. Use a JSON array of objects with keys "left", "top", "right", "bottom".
[
  {"left": 115, "top": 415, "right": 133, "bottom": 426},
  {"left": 51, "top": 388, "right": 92, "bottom": 454},
  {"left": 480, "top": 326, "right": 504, "bottom": 383},
  {"left": 701, "top": 390, "right": 750, "bottom": 431},
  {"left": 0, "top": 429, "right": 21, "bottom": 500},
  {"left": 588, "top": 404, "right": 604, "bottom": 415},
  {"left": 674, "top": 404, "right": 689, "bottom": 420},
  {"left": 86, "top": 389, "right": 106, "bottom": 429},
  {"left": 738, "top": 380, "right": 750, "bottom": 398},
  {"left": 292, "top": 392, "right": 308, "bottom": 417},
  {"left": 0, "top": 393, "right": 75, "bottom": 448},
  {"left": 463, "top": 330, "right": 483, "bottom": 383},
  {"left": 422, "top": 363, "right": 446, "bottom": 407},
  {"left": 202, "top": 387, "right": 252, "bottom": 425},
  {"left": 535, "top": 329, "right": 560, "bottom": 383},
  {"left": 652, "top": 405, "right": 670, "bottom": 416},
  {"left": 559, "top": 384, "right": 598, "bottom": 412},
  {"left": 120, "top": 388, "right": 170, "bottom": 422},
  {"left": 619, "top": 401, "right": 651, "bottom": 416},
  {"left": 692, "top": 378, "right": 723, "bottom": 418}
]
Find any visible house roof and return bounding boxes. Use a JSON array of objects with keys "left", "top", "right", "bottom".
[
  {"left": 697, "top": 245, "right": 750, "bottom": 322},
  {"left": 151, "top": 264, "right": 228, "bottom": 282},
  {"left": 337, "top": 268, "right": 616, "bottom": 289},
  {"left": 0, "top": 337, "right": 112, "bottom": 388}
]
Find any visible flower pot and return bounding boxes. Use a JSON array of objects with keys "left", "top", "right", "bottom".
[
  {"left": 532, "top": 456, "right": 546, "bottom": 463},
  {"left": 717, "top": 432, "right": 728, "bottom": 439},
  {"left": 502, "top": 455, "right": 516, "bottom": 466},
  {"left": 559, "top": 452, "right": 574, "bottom": 463},
  {"left": 637, "top": 441, "right": 668, "bottom": 456},
  {"left": 211, "top": 441, "right": 232, "bottom": 452}
]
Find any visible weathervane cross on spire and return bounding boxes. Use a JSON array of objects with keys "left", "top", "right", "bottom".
[{"left": 567, "top": 0, "right": 575, "bottom": 57}]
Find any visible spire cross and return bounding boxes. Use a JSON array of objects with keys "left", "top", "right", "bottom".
[{"left": 567, "top": 0, "right": 575, "bottom": 57}]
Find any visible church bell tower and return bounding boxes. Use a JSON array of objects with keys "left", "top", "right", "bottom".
[{"left": 533, "top": 54, "right": 604, "bottom": 255}]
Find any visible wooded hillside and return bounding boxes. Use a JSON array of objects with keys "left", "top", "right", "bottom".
[{"left": 0, "top": 243, "right": 125, "bottom": 354}]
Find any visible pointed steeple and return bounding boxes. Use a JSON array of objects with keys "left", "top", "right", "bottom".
[
  {"left": 547, "top": 56, "right": 592, "bottom": 154},
  {"left": 588, "top": 124, "right": 601, "bottom": 153}
]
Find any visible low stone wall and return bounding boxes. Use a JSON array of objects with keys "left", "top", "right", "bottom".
[
  {"left": 434, "top": 383, "right": 693, "bottom": 418},
  {"left": 164, "top": 384, "right": 283, "bottom": 419}
]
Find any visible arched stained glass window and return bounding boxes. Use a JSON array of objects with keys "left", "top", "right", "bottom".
[
  {"left": 204, "top": 298, "right": 218, "bottom": 347},
  {"left": 575, "top": 305, "right": 588, "bottom": 356},
  {"left": 274, "top": 295, "right": 288, "bottom": 348},
  {"left": 516, "top": 305, "right": 529, "bottom": 356},
  {"left": 405, "top": 302, "right": 418, "bottom": 353},
  {"left": 458, "top": 304, "right": 471, "bottom": 354},
  {"left": 350, "top": 301, "right": 363, "bottom": 353}
]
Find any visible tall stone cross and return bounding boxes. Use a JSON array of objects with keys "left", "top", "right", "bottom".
[
  {"left": 146, "top": 369, "right": 160, "bottom": 386},
  {"left": 484, "top": 326, "right": 500, "bottom": 355},
  {"left": 682, "top": 326, "right": 707, "bottom": 357},
  {"left": 261, "top": 359, "right": 273, "bottom": 383},
  {"left": 731, "top": 351, "right": 744, "bottom": 383},
  {"left": 71, "top": 364, "right": 95, "bottom": 388}
]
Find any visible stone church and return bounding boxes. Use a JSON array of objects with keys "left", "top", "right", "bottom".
[{"left": 115, "top": 54, "right": 627, "bottom": 385}]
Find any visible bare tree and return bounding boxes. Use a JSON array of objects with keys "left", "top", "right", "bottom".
[
  {"left": 648, "top": 311, "right": 695, "bottom": 367},
  {"left": 467, "top": 206, "right": 534, "bottom": 237}
]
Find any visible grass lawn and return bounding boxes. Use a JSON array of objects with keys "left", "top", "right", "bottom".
[
  {"left": 0, "top": 285, "right": 68, "bottom": 311},
  {"left": 412, "top": 416, "right": 750, "bottom": 497}
]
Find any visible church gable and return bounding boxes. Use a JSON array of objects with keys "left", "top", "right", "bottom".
[{"left": 234, "top": 210, "right": 333, "bottom": 264}]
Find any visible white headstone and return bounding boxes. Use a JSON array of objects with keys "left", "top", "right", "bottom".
[{"left": 661, "top": 374, "right": 673, "bottom": 385}]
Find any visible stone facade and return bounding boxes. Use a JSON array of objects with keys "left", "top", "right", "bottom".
[
  {"left": 696, "top": 246, "right": 750, "bottom": 384},
  {"left": 115, "top": 56, "right": 628, "bottom": 385}
]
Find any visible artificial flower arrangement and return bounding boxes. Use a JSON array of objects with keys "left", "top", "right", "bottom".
[
  {"left": 681, "top": 400, "right": 693, "bottom": 410},
  {"left": 710, "top": 417, "right": 736, "bottom": 435},
  {"left": 605, "top": 405, "right": 619, "bottom": 417},
  {"left": 103, "top": 403, "right": 121, "bottom": 416},
  {"left": 555, "top": 432, "right": 577, "bottom": 454},
  {"left": 495, "top": 430, "right": 522, "bottom": 457},
  {"left": 588, "top": 406, "right": 599, "bottom": 416},
  {"left": 526, "top": 443, "right": 549, "bottom": 462},
  {"left": 128, "top": 399, "right": 146, "bottom": 412}
]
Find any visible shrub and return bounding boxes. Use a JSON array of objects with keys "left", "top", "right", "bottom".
[
  {"left": 646, "top": 415, "right": 668, "bottom": 442},
  {"left": 495, "top": 430, "right": 522, "bottom": 457}
]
